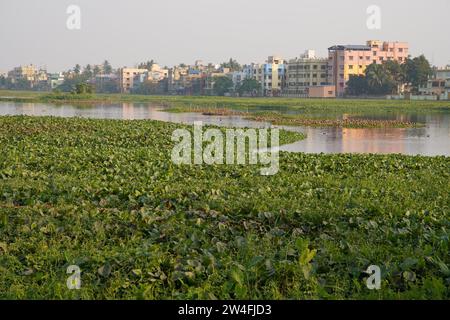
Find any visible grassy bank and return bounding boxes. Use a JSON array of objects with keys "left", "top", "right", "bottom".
[
  {"left": 169, "top": 107, "right": 425, "bottom": 128},
  {"left": 1, "top": 90, "right": 450, "bottom": 114},
  {"left": 0, "top": 116, "right": 448, "bottom": 299}
]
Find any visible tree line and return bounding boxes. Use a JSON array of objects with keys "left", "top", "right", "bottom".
[{"left": 346, "top": 55, "right": 433, "bottom": 96}]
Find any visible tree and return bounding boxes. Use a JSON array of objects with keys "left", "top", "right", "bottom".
[
  {"left": 138, "top": 60, "right": 155, "bottom": 70},
  {"left": 103, "top": 60, "right": 113, "bottom": 74},
  {"left": 93, "top": 65, "right": 101, "bottom": 76},
  {"left": 221, "top": 58, "right": 241, "bottom": 72},
  {"left": 83, "top": 64, "right": 93, "bottom": 78},
  {"left": 403, "top": 55, "right": 433, "bottom": 93},
  {"left": 365, "top": 63, "right": 395, "bottom": 95},
  {"left": 73, "top": 64, "right": 81, "bottom": 75},
  {"left": 133, "top": 80, "right": 160, "bottom": 95},
  {"left": 346, "top": 75, "right": 369, "bottom": 96},
  {"left": 0, "top": 75, "right": 6, "bottom": 88},
  {"left": 96, "top": 78, "right": 119, "bottom": 93},
  {"left": 383, "top": 60, "right": 405, "bottom": 94},
  {"left": 75, "top": 83, "right": 95, "bottom": 94},
  {"left": 238, "top": 78, "right": 261, "bottom": 96},
  {"left": 213, "top": 76, "right": 233, "bottom": 96},
  {"left": 57, "top": 74, "right": 88, "bottom": 92}
]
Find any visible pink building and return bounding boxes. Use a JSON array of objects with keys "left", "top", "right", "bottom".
[
  {"left": 308, "top": 85, "right": 336, "bottom": 98},
  {"left": 328, "top": 40, "right": 409, "bottom": 96}
]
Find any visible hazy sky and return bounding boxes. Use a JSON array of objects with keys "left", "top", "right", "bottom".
[{"left": 1, "top": 0, "right": 449, "bottom": 72}]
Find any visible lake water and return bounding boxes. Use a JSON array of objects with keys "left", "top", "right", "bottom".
[{"left": 1, "top": 101, "right": 449, "bottom": 156}]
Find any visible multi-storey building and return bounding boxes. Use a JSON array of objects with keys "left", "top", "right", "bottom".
[
  {"left": 7, "top": 64, "right": 48, "bottom": 88},
  {"left": 8, "top": 64, "right": 38, "bottom": 83},
  {"left": 261, "top": 56, "right": 286, "bottom": 96},
  {"left": 419, "top": 66, "right": 450, "bottom": 100},
  {"left": 243, "top": 63, "right": 263, "bottom": 84},
  {"left": 285, "top": 50, "right": 329, "bottom": 97},
  {"left": 328, "top": 40, "right": 409, "bottom": 96},
  {"left": 118, "top": 68, "right": 148, "bottom": 93},
  {"left": 229, "top": 71, "right": 247, "bottom": 92},
  {"left": 167, "top": 66, "right": 189, "bottom": 94}
]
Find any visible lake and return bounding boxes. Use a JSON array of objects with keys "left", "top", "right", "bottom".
[{"left": 1, "top": 101, "right": 449, "bottom": 156}]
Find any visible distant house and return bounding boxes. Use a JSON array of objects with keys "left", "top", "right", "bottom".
[
  {"left": 284, "top": 50, "right": 329, "bottom": 97},
  {"left": 419, "top": 66, "right": 450, "bottom": 100},
  {"left": 48, "top": 73, "right": 65, "bottom": 89},
  {"left": 118, "top": 68, "right": 147, "bottom": 93}
]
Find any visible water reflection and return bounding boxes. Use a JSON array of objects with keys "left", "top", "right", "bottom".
[{"left": 1, "top": 101, "right": 449, "bottom": 156}]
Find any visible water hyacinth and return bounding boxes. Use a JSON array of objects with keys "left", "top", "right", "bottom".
[{"left": 0, "top": 116, "right": 448, "bottom": 300}]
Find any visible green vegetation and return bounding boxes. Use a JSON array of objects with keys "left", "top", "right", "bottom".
[
  {"left": 1, "top": 90, "right": 449, "bottom": 113},
  {"left": 0, "top": 116, "right": 448, "bottom": 300},
  {"left": 213, "top": 77, "right": 234, "bottom": 96},
  {"left": 168, "top": 108, "right": 424, "bottom": 128},
  {"left": 220, "top": 58, "right": 241, "bottom": 72},
  {"left": 347, "top": 55, "right": 433, "bottom": 96},
  {"left": 238, "top": 79, "right": 262, "bottom": 96}
]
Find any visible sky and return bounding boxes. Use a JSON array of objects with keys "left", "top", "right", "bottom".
[{"left": 1, "top": 0, "right": 449, "bottom": 73}]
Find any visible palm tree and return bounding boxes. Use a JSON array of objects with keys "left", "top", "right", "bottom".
[{"left": 366, "top": 63, "right": 386, "bottom": 88}]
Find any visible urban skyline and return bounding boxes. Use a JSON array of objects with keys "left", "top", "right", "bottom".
[{"left": 1, "top": 0, "right": 450, "bottom": 72}]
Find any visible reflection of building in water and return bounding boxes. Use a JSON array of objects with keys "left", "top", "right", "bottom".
[
  {"left": 341, "top": 128, "right": 407, "bottom": 154},
  {"left": 122, "top": 103, "right": 135, "bottom": 119},
  {"left": 20, "top": 103, "right": 36, "bottom": 115}
]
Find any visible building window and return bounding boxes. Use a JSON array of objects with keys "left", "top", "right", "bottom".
[
  {"left": 349, "top": 65, "right": 354, "bottom": 69},
  {"left": 349, "top": 56, "right": 354, "bottom": 61}
]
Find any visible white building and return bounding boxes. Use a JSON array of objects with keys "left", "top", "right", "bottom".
[
  {"left": 48, "top": 73, "right": 65, "bottom": 89},
  {"left": 419, "top": 66, "right": 450, "bottom": 100}
]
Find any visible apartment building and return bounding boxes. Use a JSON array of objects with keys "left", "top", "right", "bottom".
[
  {"left": 8, "top": 64, "right": 38, "bottom": 83},
  {"left": 167, "top": 65, "right": 212, "bottom": 95},
  {"left": 419, "top": 66, "right": 450, "bottom": 100},
  {"left": 229, "top": 71, "right": 247, "bottom": 91},
  {"left": 243, "top": 63, "right": 263, "bottom": 84},
  {"left": 285, "top": 50, "right": 329, "bottom": 97},
  {"left": 119, "top": 68, "right": 148, "bottom": 93},
  {"left": 328, "top": 40, "right": 409, "bottom": 96},
  {"left": 261, "top": 56, "right": 286, "bottom": 96}
]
